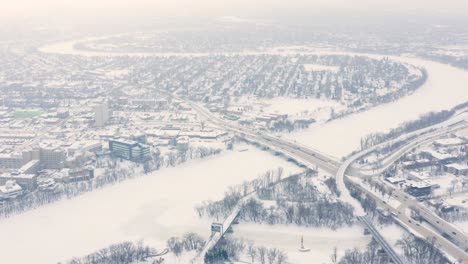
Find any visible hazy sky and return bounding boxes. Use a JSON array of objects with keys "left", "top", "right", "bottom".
[{"left": 3, "top": 0, "right": 468, "bottom": 20}]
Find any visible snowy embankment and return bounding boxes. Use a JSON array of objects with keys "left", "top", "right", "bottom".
[
  {"left": 0, "top": 144, "right": 301, "bottom": 264},
  {"left": 284, "top": 57, "right": 468, "bottom": 158}
]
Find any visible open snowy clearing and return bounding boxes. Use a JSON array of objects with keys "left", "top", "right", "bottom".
[
  {"left": 231, "top": 223, "right": 370, "bottom": 264},
  {"left": 0, "top": 144, "right": 301, "bottom": 264},
  {"left": 235, "top": 96, "right": 344, "bottom": 119},
  {"left": 259, "top": 97, "right": 343, "bottom": 117}
]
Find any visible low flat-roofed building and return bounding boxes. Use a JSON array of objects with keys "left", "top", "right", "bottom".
[
  {"left": 0, "top": 172, "right": 38, "bottom": 190},
  {"left": 385, "top": 176, "right": 406, "bottom": 185},
  {"left": 444, "top": 163, "right": 468, "bottom": 176},
  {"left": 0, "top": 180, "right": 23, "bottom": 200},
  {"left": 420, "top": 148, "right": 457, "bottom": 164},
  {"left": 18, "top": 159, "right": 40, "bottom": 175},
  {"left": 434, "top": 138, "right": 466, "bottom": 147},
  {"left": 406, "top": 181, "right": 432, "bottom": 197},
  {"left": 0, "top": 152, "right": 24, "bottom": 169}
]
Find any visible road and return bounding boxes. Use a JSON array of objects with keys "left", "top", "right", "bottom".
[
  {"left": 337, "top": 117, "right": 468, "bottom": 263},
  {"left": 165, "top": 90, "right": 468, "bottom": 262}
]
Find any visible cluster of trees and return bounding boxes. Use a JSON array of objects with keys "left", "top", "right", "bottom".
[
  {"left": 240, "top": 197, "right": 354, "bottom": 229},
  {"left": 336, "top": 239, "right": 391, "bottom": 264},
  {"left": 360, "top": 109, "right": 454, "bottom": 149},
  {"left": 437, "top": 207, "right": 468, "bottom": 222},
  {"left": 324, "top": 178, "right": 341, "bottom": 197},
  {"left": 397, "top": 235, "right": 449, "bottom": 264},
  {"left": 197, "top": 171, "right": 355, "bottom": 229},
  {"left": 0, "top": 146, "right": 223, "bottom": 219},
  {"left": 269, "top": 118, "right": 314, "bottom": 133},
  {"left": 347, "top": 182, "right": 378, "bottom": 216},
  {"left": 257, "top": 174, "right": 319, "bottom": 202},
  {"left": 166, "top": 232, "right": 206, "bottom": 257},
  {"left": 363, "top": 179, "right": 394, "bottom": 201},
  {"left": 195, "top": 168, "right": 288, "bottom": 219},
  {"left": 66, "top": 241, "right": 158, "bottom": 264},
  {"left": 204, "top": 238, "right": 287, "bottom": 264},
  {"left": 336, "top": 235, "right": 449, "bottom": 264},
  {"left": 145, "top": 146, "right": 222, "bottom": 171}
]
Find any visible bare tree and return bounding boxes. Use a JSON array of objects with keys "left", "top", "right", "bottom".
[
  {"left": 257, "top": 246, "right": 267, "bottom": 264},
  {"left": 267, "top": 248, "right": 279, "bottom": 264},
  {"left": 247, "top": 243, "right": 257, "bottom": 263},
  {"left": 330, "top": 246, "right": 338, "bottom": 264}
]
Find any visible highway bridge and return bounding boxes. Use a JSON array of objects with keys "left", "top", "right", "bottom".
[
  {"left": 192, "top": 194, "right": 254, "bottom": 264},
  {"left": 358, "top": 215, "right": 404, "bottom": 264}
]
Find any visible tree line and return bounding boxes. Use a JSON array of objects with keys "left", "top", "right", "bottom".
[
  {"left": 0, "top": 146, "right": 222, "bottom": 219},
  {"left": 205, "top": 237, "right": 288, "bottom": 264}
]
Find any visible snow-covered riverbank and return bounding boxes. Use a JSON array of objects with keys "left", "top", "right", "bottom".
[{"left": 0, "top": 145, "right": 301, "bottom": 264}]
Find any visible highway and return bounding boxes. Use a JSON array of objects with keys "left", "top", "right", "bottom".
[
  {"left": 337, "top": 117, "right": 468, "bottom": 263},
  {"left": 165, "top": 89, "right": 468, "bottom": 262}
]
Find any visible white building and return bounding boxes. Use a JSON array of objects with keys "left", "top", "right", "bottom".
[
  {"left": 94, "top": 102, "right": 110, "bottom": 127},
  {"left": 0, "top": 180, "right": 23, "bottom": 200}
]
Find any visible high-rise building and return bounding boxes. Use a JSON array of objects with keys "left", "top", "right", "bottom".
[
  {"left": 40, "top": 146, "right": 66, "bottom": 170},
  {"left": 94, "top": 102, "right": 109, "bottom": 127}
]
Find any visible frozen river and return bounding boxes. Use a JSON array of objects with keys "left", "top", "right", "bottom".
[{"left": 0, "top": 146, "right": 301, "bottom": 263}]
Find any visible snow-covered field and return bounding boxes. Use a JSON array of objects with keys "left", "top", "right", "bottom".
[
  {"left": 231, "top": 223, "right": 370, "bottom": 264},
  {"left": 0, "top": 144, "right": 301, "bottom": 264},
  {"left": 259, "top": 97, "right": 343, "bottom": 117}
]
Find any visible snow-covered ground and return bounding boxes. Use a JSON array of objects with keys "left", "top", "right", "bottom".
[
  {"left": 231, "top": 223, "right": 370, "bottom": 264},
  {"left": 0, "top": 144, "right": 301, "bottom": 264},
  {"left": 259, "top": 97, "right": 343, "bottom": 118},
  {"left": 303, "top": 64, "right": 339, "bottom": 72},
  {"left": 375, "top": 223, "right": 407, "bottom": 255},
  {"left": 234, "top": 96, "right": 344, "bottom": 123},
  {"left": 454, "top": 221, "right": 468, "bottom": 234}
]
